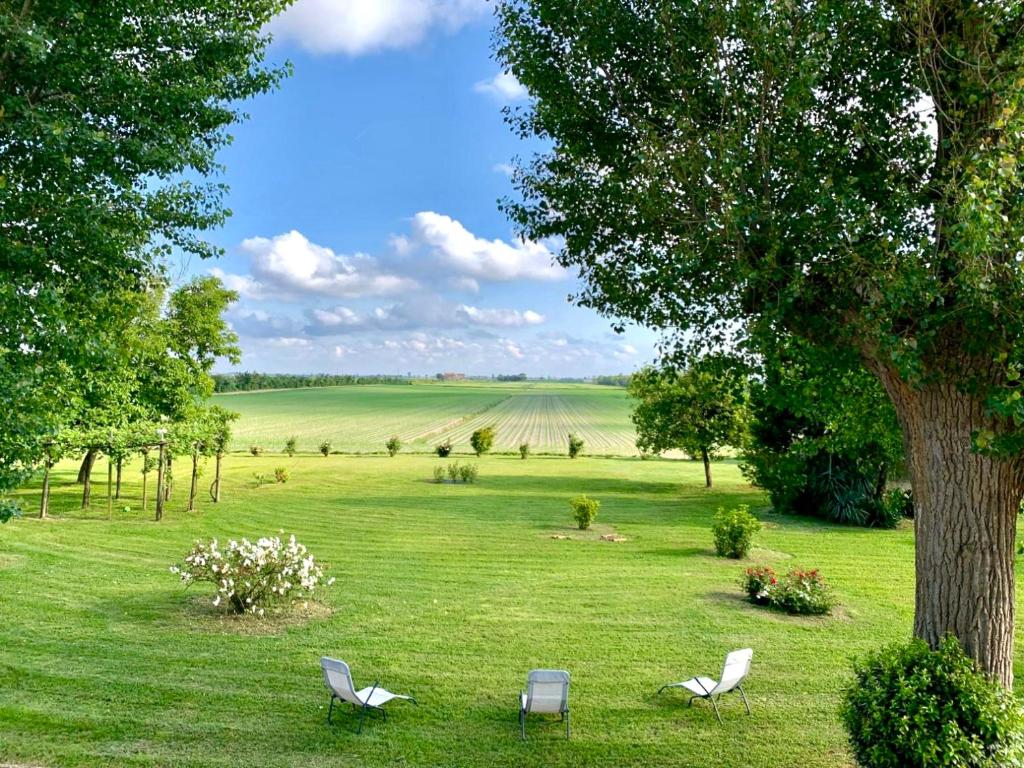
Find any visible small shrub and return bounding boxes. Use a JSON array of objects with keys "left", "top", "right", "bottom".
[
  {"left": 568, "top": 433, "right": 584, "bottom": 458},
  {"left": 448, "top": 462, "right": 461, "bottom": 482},
  {"left": 882, "top": 488, "right": 914, "bottom": 522},
  {"left": 433, "top": 466, "right": 446, "bottom": 483},
  {"left": 519, "top": 442, "right": 530, "bottom": 459},
  {"left": 470, "top": 426, "right": 495, "bottom": 456},
  {"left": 842, "top": 636, "right": 1024, "bottom": 768},
  {"left": 768, "top": 568, "right": 835, "bottom": 615},
  {"left": 0, "top": 497, "right": 22, "bottom": 524},
  {"left": 459, "top": 463, "right": 479, "bottom": 483},
  {"left": 570, "top": 495, "right": 600, "bottom": 530},
  {"left": 249, "top": 445, "right": 264, "bottom": 457},
  {"left": 712, "top": 505, "right": 761, "bottom": 558},
  {"left": 319, "top": 440, "right": 331, "bottom": 457},
  {"left": 171, "top": 534, "right": 335, "bottom": 615},
  {"left": 741, "top": 565, "right": 777, "bottom": 605},
  {"left": 253, "top": 472, "right": 268, "bottom": 488},
  {"left": 274, "top": 466, "right": 289, "bottom": 484},
  {"left": 436, "top": 439, "right": 453, "bottom": 458},
  {"left": 284, "top": 436, "right": 297, "bottom": 457},
  {"left": 386, "top": 436, "right": 401, "bottom": 457}
]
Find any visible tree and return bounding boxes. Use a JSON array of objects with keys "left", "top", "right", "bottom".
[
  {"left": 0, "top": 0, "right": 289, "bottom": 493},
  {"left": 629, "top": 359, "right": 747, "bottom": 487},
  {"left": 470, "top": 427, "right": 496, "bottom": 457},
  {"left": 497, "top": 1, "right": 1024, "bottom": 684}
]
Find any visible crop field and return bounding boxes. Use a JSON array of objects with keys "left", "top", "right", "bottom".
[
  {"left": 0, "top": 452, "right": 957, "bottom": 768},
  {"left": 218, "top": 381, "right": 639, "bottom": 455}
]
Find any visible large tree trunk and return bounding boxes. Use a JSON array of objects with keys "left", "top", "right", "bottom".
[
  {"left": 885, "top": 379, "right": 1024, "bottom": 688},
  {"left": 701, "top": 447, "right": 712, "bottom": 488},
  {"left": 77, "top": 448, "right": 96, "bottom": 484}
]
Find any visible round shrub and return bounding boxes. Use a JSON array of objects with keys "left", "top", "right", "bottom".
[
  {"left": 249, "top": 444, "right": 263, "bottom": 457},
  {"left": 459, "top": 463, "right": 479, "bottom": 483},
  {"left": 0, "top": 497, "right": 22, "bottom": 523},
  {"left": 741, "top": 565, "right": 777, "bottom": 604},
  {"left": 319, "top": 440, "right": 331, "bottom": 457},
  {"left": 171, "top": 534, "right": 335, "bottom": 616},
  {"left": 470, "top": 426, "right": 495, "bottom": 456},
  {"left": 274, "top": 466, "right": 289, "bottom": 484},
  {"left": 519, "top": 442, "right": 530, "bottom": 459},
  {"left": 568, "top": 433, "right": 584, "bottom": 458},
  {"left": 432, "top": 466, "right": 446, "bottom": 483},
  {"left": 712, "top": 505, "right": 761, "bottom": 558},
  {"left": 570, "top": 495, "right": 600, "bottom": 530},
  {"left": 842, "top": 637, "right": 1024, "bottom": 768},
  {"left": 436, "top": 440, "right": 453, "bottom": 458},
  {"left": 768, "top": 568, "right": 834, "bottom": 615},
  {"left": 385, "top": 436, "right": 401, "bottom": 457}
]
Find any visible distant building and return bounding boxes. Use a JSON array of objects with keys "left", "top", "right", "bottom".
[{"left": 438, "top": 372, "right": 466, "bottom": 381}]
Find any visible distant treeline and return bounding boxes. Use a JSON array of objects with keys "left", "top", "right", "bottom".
[
  {"left": 593, "top": 375, "right": 632, "bottom": 387},
  {"left": 496, "top": 373, "right": 528, "bottom": 382},
  {"left": 213, "top": 373, "right": 412, "bottom": 392}
]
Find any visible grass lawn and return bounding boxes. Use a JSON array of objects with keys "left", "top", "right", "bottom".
[{"left": 0, "top": 452, "right": 986, "bottom": 767}]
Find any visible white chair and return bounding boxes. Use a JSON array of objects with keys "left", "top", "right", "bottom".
[
  {"left": 519, "top": 669, "right": 570, "bottom": 740},
  {"left": 657, "top": 648, "right": 752, "bottom": 724},
  {"left": 320, "top": 657, "right": 417, "bottom": 733}
]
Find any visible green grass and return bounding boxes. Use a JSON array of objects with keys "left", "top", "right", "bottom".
[
  {"left": 216, "top": 381, "right": 638, "bottom": 455},
  {"left": 4, "top": 452, "right": 1014, "bottom": 767}
]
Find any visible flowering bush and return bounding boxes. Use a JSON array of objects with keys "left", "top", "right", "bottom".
[
  {"left": 740, "top": 565, "right": 835, "bottom": 615},
  {"left": 741, "top": 565, "right": 777, "bottom": 604},
  {"left": 171, "top": 534, "right": 334, "bottom": 615}
]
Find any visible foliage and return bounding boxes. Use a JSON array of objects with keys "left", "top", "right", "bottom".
[
  {"left": 0, "top": 2, "right": 285, "bottom": 492},
  {"left": 883, "top": 489, "right": 915, "bottom": 522},
  {"left": 284, "top": 437, "right": 297, "bottom": 457},
  {"left": 628, "top": 358, "right": 748, "bottom": 472},
  {"left": 250, "top": 445, "right": 264, "bottom": 457},
  {"left": 435, "top": 462, "right": 479, "bottom": 484},
  {"left": 470, "top": 427, "right": 496, "bottom": 456},
  {"left": 567, "top": 433, "right": 584, "bottom": 458},
  {"left": 519, "top": 442, "right": 530, "bottom": 459},
  {"left": 767, "top": 569, "right": 836, "bottom": 616},
  {"left": 273, "top": 467, "right": 289, "bottom": 484},
  {"left": 742, "top": 340, "right": 903, "bottom": 527},
  {"left": 570, "top": 495, "right": 600, "bottom": 530},
  {"left": 436, "top": 440, "right": 453, "bottom": 458},
  {"left": 319, "top": 441, "right": 331, "bottom": 457},
  {"left": 741, "top": 565, "right": 777, "bottom": 605},
  {"left": 842, "top": 637, "right": 1024, "bottom": 767},
  {"left": 213, "top": 373, "right": 411, "bottom": 392},
  {"left": 0, "top": 497, "right": 22, "bottom": 524},
  {"left": 171, "top": 535, "right": 334, "bottom": 616},
  {"left": 459, "top": 464, "right": 479, "bottom": 483},
  {"left": 712, "top": 506, "right": 760, "bottom": 559},
  {"left": 594, "top": 375, "right": 632, "bottom": 387},
  {"left": 447, "top": 462, "right": 461, "bottom": 482},
  {"left": 433, "top": 466, "right": 446, "bottom": 483},
  {"left": 253, "top": 473, "right": 268, "bottom": 489},
  {"left": 385, "top": 436, "right": 401, "bottom": 457}
]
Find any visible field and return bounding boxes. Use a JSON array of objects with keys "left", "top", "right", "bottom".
[
  {"left": 5, "top": 450, "right": 1002, "bottom": 768},
  {"left": 216, "top": 381, "right": 639, "bottom": 455}
]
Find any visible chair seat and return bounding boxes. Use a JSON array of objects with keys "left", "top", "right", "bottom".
[
  {"left": 680, "top": 677, "right": 718, "bottom": 697},
  {"left": 356, "top": 686, "right": 400, "bottom": 708}
]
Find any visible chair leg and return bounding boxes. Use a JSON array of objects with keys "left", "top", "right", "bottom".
[
  {"left": 738, "top": 685, "right": 751, "bottom": 715},
  {"left": 565, "top": 710, "right": 570, "bottom": 740},
  {"left": 327, "top": 695, "right": 335, "bottom": 724},
  {"left": 709, "top": 696, "right": 723, "bottom": 725},
  {"left": 520, "top": 709, "right": 526, "bottom": 740},
  {"left": 357, "top": 704, "right": 368, "bottom": 734},
  {"left": 687, "top": 695, "right": 696, "bottom": 708}
]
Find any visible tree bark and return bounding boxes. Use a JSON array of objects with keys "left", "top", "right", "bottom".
[
  {"left": 115, "top": 457, "right": 123, "bottom": 499},
  {"left": 77, "top": 448, "right": 96, "bottom": 484},
  {"left": 701, "top": 447, "right": 712, "bottom": 488},
  {"left": 39, "top": 461, "right": 51, "bottom": 519},
  {"left": 188, "top": 447, "right": 199, "bottom": 512},
  {"left": 880, "top": 377, "right": 1024, "bottom": 688},
  {"left": 211, "top": 452, "right": 222, "bottom": 502}
]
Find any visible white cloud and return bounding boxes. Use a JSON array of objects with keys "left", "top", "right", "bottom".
[
  {"left": 410, "top": 212, "right": 565, "bottom": 282},
  {"left": 620, "top": 344, "right": 638, "bottom": 355},
  {"left": 239, "top": 230, "right": 418, "bottom": 299},
  {"left": 474, "top": 72, "right": 528, "bottom": 101},
  {"left": 456, "top": 305, "right": 544, "bottom": 327},
  {"left": 210, "top": 267, "right": 265, "bottom": 299},
  {"left": 265, "top": 336, "right": 313, "bottom": 349},
  {"left": 502, "top": 340, "right": 525, "bottom": 359},
  {"left": 227, "top": 307, "right": 305, "bottom": 337},
  {"left": 492, "top": 163, "right": 515, "bottom": 177},
  {"left": 268, "top": 0, "right": 485, "bottom": 56}
]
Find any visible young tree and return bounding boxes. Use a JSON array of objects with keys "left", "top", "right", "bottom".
[
  {"left": 498, "top": 1, "right": 1024, "bottom": 684},
  {"left": 629, "top": 361, "right": 747, "bottom": 487},
  {"left": 0, "top": 0, "right": 289, "bottom": 492},
  {"left": 470, "top": 427, "right": 496, "bottom": 457}
]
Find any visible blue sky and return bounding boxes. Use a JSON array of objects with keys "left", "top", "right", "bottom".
[{"left": 181, "top": 0, "right": 658, "bottom": 377}]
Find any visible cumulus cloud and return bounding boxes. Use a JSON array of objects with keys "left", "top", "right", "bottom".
[
  {"left": 210, "top": 268, "right": 265, "bottom": 300},
  {"left": 456, "top": 305, "right": 544, "bottom": 327},
  {"left": 234, "top": 230, "right": 418, "bottom": 299},
  {"left": 227, "top": 308, "right": 305, "bottom": 338},
  {"left": 474, "top": 72, "right": 528, "bottom": 101},
  {"left": 265, "top": 336, "right": 313, "bottom": 349},
  {"left": 268, "top": 0, "right": 485, "bottom": 56},
  {"left": 410, "top": 212, "right": 565, "bottom": 282},
  {"left": 305, "top": 298, "right": 546, "bottom": 335},
  {"left": 492, "top": 163, "right": 515, "bottom": 177}
]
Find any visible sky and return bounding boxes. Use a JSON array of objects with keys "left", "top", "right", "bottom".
[{"left": 175, "top": 0, "right": 659, "bottom": 378}]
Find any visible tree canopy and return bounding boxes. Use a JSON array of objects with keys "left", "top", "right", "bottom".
[
  {"left": 497, "top": 0, "right": 1024, "bottom": 684},
  {"left": 0, "top": 0, "right": 289, "bottom": 491}
]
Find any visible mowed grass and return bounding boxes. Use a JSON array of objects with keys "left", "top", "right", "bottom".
[
  {"left": 6, "top": 453, "right": 1022, "bottom": 768},
  {"left": 217, "top": 381, "right": 638, "bottom": 455}
]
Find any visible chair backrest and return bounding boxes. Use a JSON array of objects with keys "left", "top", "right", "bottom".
[
  {"left": 525, "top": 669, "right": 570, "bottom": 714},
  {"left": 321, "top": 657, "right": 361, "bottom": 705},
  {"left": 712, "top": 648, "right": 752, "bottom": 695}
]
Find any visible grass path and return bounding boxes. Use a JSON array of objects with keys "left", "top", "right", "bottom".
[{"left": 0, "top": 453, "right": 998, "bottom": 767}]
